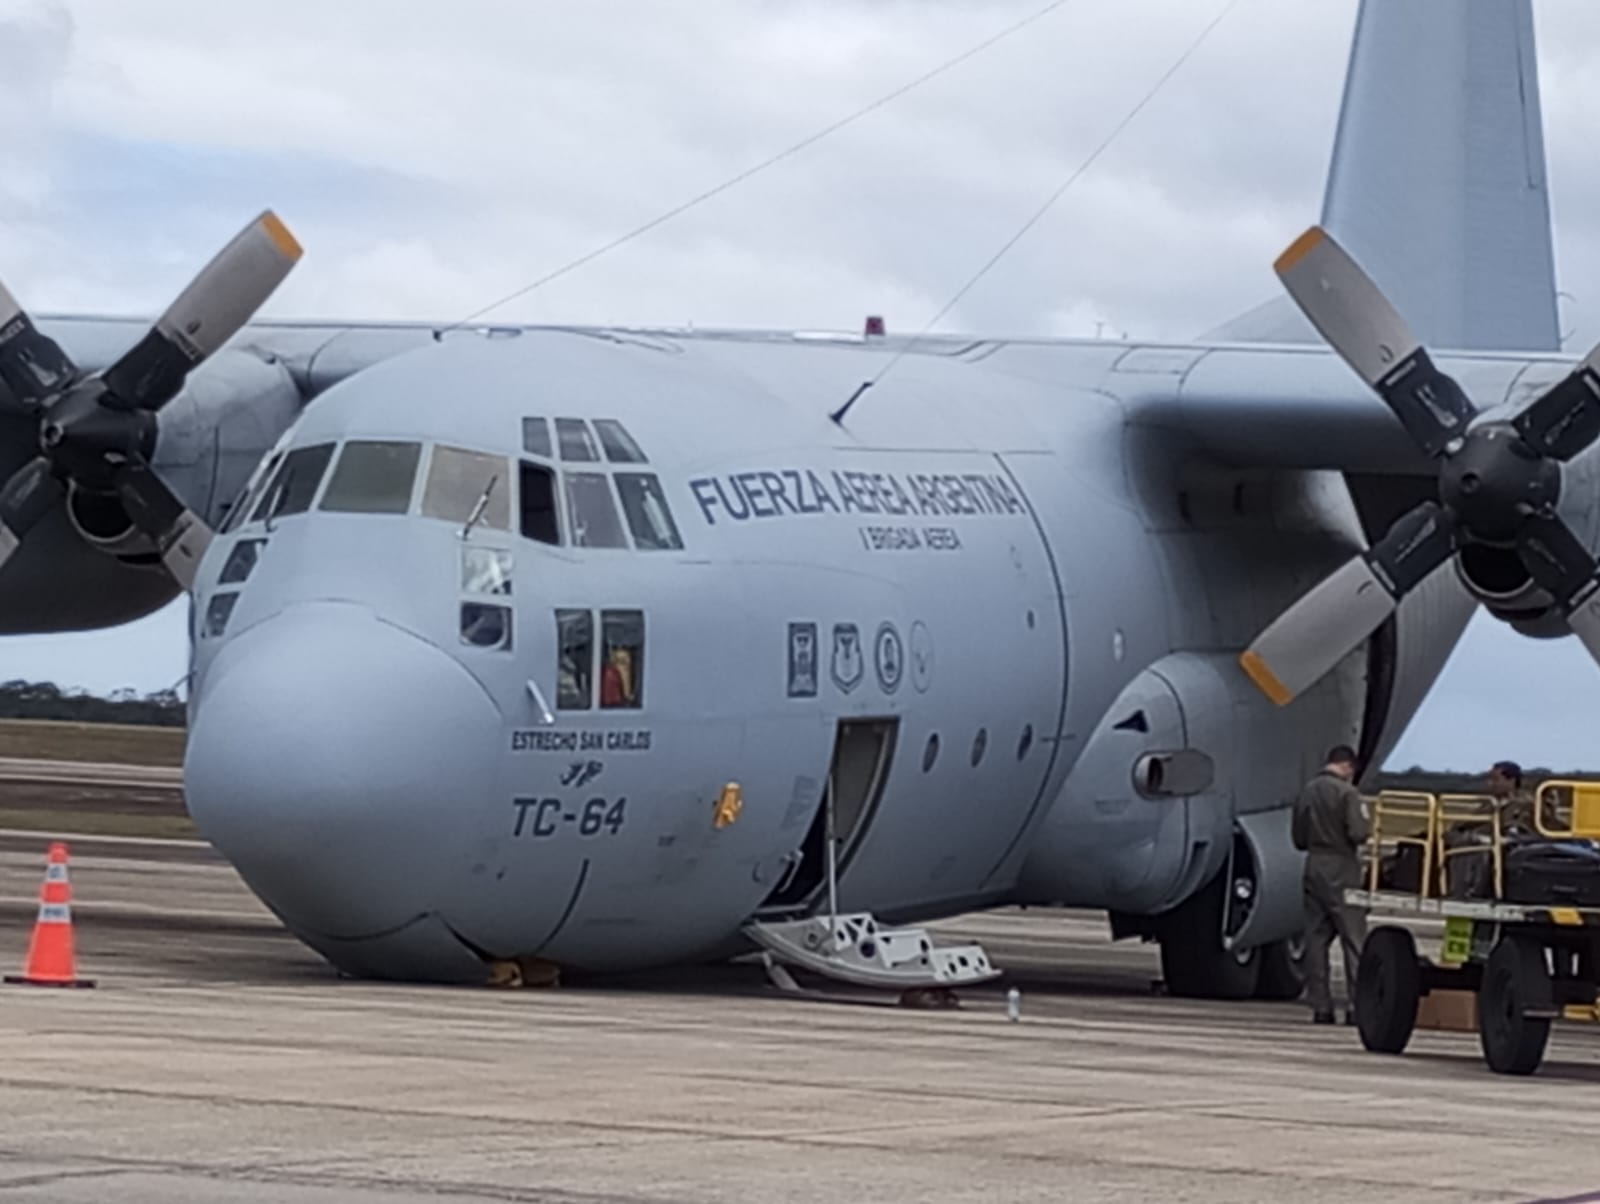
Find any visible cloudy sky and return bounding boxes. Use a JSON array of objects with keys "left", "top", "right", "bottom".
[{"left": 0, "top": 0, "right": 1597, "bottom": 769}]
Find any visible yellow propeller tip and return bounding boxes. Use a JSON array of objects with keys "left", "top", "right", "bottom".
[
  {"left": 1239, "top": 650, "right": 1294, "bottom": 707},
  {"left": 261, "top": 211, "right": 303, "bottom": 262},
  {"left": 1273, "top": 226, "right": 1326, "bottom": 276}
]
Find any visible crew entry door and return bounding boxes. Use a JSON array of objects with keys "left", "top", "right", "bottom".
[{"left": 760, "top": 719, "right": 897, "bottom": 914}]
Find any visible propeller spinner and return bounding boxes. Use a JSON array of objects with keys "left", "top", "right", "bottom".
[
  {"left": 1240, "top": 226, "right": 1600, "bottom": 705},
  {"left": 0, "top": 212, "right": 302, "bottom": 589}
]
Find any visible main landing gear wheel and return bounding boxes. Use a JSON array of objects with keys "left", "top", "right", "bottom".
[
  {"left": 1478, "top": 936, "right": 1553, "bottom": 1076},
  {"left": 1158, "top": 872, "right": 1260, "bottom": 1000},
  {"left": 1255, "top": 933, "right": 1308, "bottom": 1001},
  {"left": 1355, "top": 926, "right": 1421, "bottom": 1054}
]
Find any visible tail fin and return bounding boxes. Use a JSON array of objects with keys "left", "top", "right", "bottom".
[{"left": 1206, "top": 0, "right": 1559, "bottom": 353}]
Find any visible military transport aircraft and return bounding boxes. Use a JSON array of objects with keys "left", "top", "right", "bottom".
[{"left": 0, "top": 0, "right": 1595, "bottom": 995}]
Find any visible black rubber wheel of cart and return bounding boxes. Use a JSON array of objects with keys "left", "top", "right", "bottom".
[
  {"left": 1478, "top": 937, "right": 1552, "bottom": 1076},
  {"left": 1355, "top": 926, "right": 1421, "bottom": 1054}
]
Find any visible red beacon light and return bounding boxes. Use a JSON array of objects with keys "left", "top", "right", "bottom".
[{"left": 863, "top": 315, "right": 886, "bottom": 338}]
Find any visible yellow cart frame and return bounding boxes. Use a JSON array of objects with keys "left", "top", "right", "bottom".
[{"left": 1344, "top": 784, "right": 1600, "bottom": 1076}]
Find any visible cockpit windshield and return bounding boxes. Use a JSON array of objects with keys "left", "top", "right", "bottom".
[
  {"left": 320, "top": 441, "right": 422, "bottom": 514},
  {"left": 252, "top": 443, "right": 335, "bottom": 524},
  {"left": 219, "top": 420, "right": 683, "bottom": 554},
  {"left": 423, "top": 446, "right": 511, "bottom": 531}
]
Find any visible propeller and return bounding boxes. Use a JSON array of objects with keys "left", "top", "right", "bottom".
[
  {"left": 1239, "top": 226, "right": 1600, "bottom": 705},
  {"left": 0, "top": 211, "right": 302, "bottom": 589}
]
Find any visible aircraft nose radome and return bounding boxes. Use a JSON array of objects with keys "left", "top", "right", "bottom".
[{"left": 184, "top": 605, "right": 502, "bottom": 940}]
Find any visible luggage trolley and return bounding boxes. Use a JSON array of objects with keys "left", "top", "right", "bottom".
[{"left": 1347, "top": 781, "right": 1600, "bottom": 1076}]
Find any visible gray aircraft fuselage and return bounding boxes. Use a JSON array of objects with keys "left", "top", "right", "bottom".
[{"left": 173, "top": 326, "right": 1597, "bottom": 981}]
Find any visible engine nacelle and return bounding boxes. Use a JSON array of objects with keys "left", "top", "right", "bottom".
[
  {"left": 1016, "top": 657, "right": 1226, "bottom": 914},
  {"left": 1454, "top": 543, "right": 1569, "bottom": 637},
  {"left": 1017, "top": 649, "right": 1353, "bottom": 949},
  {"left": 64, "top": 482, "right": 156, "bottom": 561}
]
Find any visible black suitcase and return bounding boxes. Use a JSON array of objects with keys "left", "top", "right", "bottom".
[
  {"left": 1504, "top": 840, "right": 1600, "bottom": 907},
  {"left": 1382, "top": 843, "right": 1426, "bottom": 893},
  {"left": 1445, "top": 847, "right": 1496, "bottom": 900}
]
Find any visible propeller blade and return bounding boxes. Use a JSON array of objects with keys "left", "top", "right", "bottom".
[
  {"left": 1240, "top": 501, "right": 1457, "bottom": 705},
  {"left": 1517, "top": 512, "right": 1596, "bottom": 599},
  {"left": 1513, "top": 344, "right": 1600, "bottom": 463},
  {"left": 1275, "top": 226, "right": 1476, "bottom": 458},
  {"left": 100, "top": 210, "right": 303, "bottom": 412},
  {"left": 1571, "top": 584, "right": 1600, "bottom": 669},
  {"left": 0, "top": 281, "right": 78, "bottom": 410},
  {"left": 112, "top": 460, "right": 214, "bottom": 591},
  {"left": 0, "top": 456, "right": 65, "bottom": 571},
  {"left": 1516, "top": 513, "right": 1600, "bottom": 667}
]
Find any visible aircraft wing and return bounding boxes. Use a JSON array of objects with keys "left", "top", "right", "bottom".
[
  {"left": 30, "top": 313, "right": 1580, "bottom": 485},
  {"left": 975, "top": 338, "right": 1577, "bottom": 478}
]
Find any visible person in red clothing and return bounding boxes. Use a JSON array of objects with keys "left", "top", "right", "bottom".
[{"left": 601, "top": 646, "right": 634, "bottom": 708}]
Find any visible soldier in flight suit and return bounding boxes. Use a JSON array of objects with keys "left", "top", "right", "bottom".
[
  {"left": 1292, "top": 744, "right": 1369, "bottom": 1025},
  {"left": 1488, "top": 760, "right": 1536, "bottom": 835}
]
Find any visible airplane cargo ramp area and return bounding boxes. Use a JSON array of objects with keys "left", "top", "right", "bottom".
[{"left": 3, "top": 826, "right": 1600, "bottom": 1204}]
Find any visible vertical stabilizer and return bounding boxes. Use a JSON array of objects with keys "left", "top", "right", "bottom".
[
  {"left": 1206, "top": 0, "right": 1559, "bottom": 352},
  {"left": 1323, "top": 0, "right": 1558, "bottom": 352}
]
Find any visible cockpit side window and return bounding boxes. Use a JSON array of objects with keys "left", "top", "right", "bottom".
[
  {"left": 599, "top": 610, "right": 645, "bottom": 709},
  {"left": 460, "top": 602, "right": 513, "bottom": 650},
  {"left": 219, "top": 538, "right": 265, "bottom": 585},
  {"left": 462, "top": 547, "right": 513, "bottom": 596},
  {"left": 252, "top": 442, "right": 336, "bottom": 523},
  {"left": 563, "top": 472, "right": 628, "bottom": 548},
  {"left": 519, "top": 461, "right": 561, "bottom": 545},
  {"left": 319, "top": 440, "right": 422, "bottom": 514},
  {"left": 204, "top": 592, "right": 239, "bottom": 639},
  {"left": 556, "top": 609, "right": 593, "bottom": 710},
  {"left": 222, "top": 450, "right": 282, "bottom": 534},
  {"left": 521, "top": 417, "right": 553, "bottom": 459},
  {"left": 555, "top": 418, "right": 600, "bottom": 462},
  {"left": 613, "top": 473, "right": 682, "bottom": 550},
  {"left": 422, "top": 445, "right": 511, "bottom": 531},
  {"left": 593, "top": 419, "right": 647, "bottom": 464}
]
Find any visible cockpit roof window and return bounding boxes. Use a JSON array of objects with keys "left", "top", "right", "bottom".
[
  {"left": 593, "top": 419, "right": 647, "bottom": 464},
  {"left": 521, "top": 417, "right": 553, "bottom": 459},
  {"left": 252, "top": 442, "right": 335, "bottom": 523},
  {"left": 319, "top": 440, "right": 422, "bottom": 514},
  {"left": 564, "top": 471, "right": 628, "bottom": 548},
  {"left": 555, "top": 418, "right": 600, "bottom": 463},
  {"left": 614, "top": 472, "right": 682, "bottom": 550},
  {"left": 422, "top": 445, "right": 511, "bottom": 532}
]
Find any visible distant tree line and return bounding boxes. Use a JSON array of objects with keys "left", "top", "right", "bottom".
[
  {"left": 1373, "top": 767, "right": 1600, "bottom": 794},
  {"left": 0, "top": 680, "right": 185, "bottom": 727}
]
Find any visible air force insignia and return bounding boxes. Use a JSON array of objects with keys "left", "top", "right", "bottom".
[
  {"left": 874, "top": 622, "right": 903, "bottom": 694},
  {"left": 831, "top": 623, "right": 863, "bottom": 693}
]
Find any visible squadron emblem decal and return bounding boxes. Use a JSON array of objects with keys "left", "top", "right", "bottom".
[
  {"left": 831, "top": 623, "right": 863, "bottom": 693},
  {"left": 787, "top": 622, "right": 818, "bottom": 698}
]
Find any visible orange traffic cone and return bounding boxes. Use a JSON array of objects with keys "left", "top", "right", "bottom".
[{"left": 5, "top": 841, "right": 95, "bottom": 988}]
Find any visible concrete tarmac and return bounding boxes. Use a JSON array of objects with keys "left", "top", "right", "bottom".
[{"left": 2, "top": 834, "right": 1600, "bottom": 1203}]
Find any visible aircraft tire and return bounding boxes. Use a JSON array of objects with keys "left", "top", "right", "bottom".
[
  {"left": 1158, "top": 873, "right": 1261, "bottom": 1000},
  {"left": 1254, "top": 933, "right": 1307, "bottom": 1001}
]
